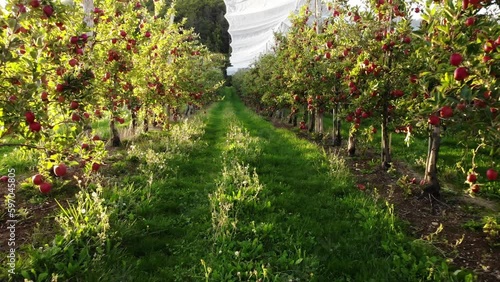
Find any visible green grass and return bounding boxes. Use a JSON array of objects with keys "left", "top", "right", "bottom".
[
  {"left": 4, "top": 88, "right": 472, "bottom": 281},
  {"left": 84, "top": 88, "right": 467, "bottom": 281}
]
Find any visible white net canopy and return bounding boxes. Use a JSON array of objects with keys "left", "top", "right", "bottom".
[{"left": 224, "top": 0, "right": 332, "bottom": 75}]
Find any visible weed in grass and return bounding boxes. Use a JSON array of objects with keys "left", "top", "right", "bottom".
[
  {"left": 482, "top": 216, "right": 500, "bottom": 246},
  {"left": 397, "top": 175, "right": 415, "bottom": 197},
  {"left": 209, "top": 162, "right": 263, "bottom": 241},
  {"left": 18, "top": 186, "right": 114, "bottom": 281},
  {"left": 222, "top": 123, "right": 263, "bottom": 164},
  {"left": 0, "top": 147, "right": 38, "bottom": 174}
]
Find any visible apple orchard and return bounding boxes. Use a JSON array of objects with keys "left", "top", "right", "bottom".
[
  {"left": 0, "top": 0, "right": 224, "bottom": 192},
  {"left": 232, "top": 0, "right": 499, "bottom": 196}
]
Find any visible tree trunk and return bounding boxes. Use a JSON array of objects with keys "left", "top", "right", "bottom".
[
  {"left": 315, "top": 109, "right": 324, "bottom": 134},
  {"left": 184, "top": 104, "right": 191, "bottom": 117},
  {"left": 131, "top": 110, "right": 138, "bottom": 132},
  {"left": 110, "top": 119, "right": 121, "bottom": 147},
  {"left": 278, "top": 109, "right": 284, "bottom": 120},
  {"left": 381, "top": 104, "right": 392, "bottom": 170},
  {"left": 293, "top": 114, "right": 298, "bottom": 127},
  {"left": 152, "top": 113, "right": 158, "bottom": 127},
  {"left": 381, "top": 49, "right": 393, "bottom": 170},
  {"left": 332, "top": 106, "right": 342, "bottom": 146},
  {"left": 308, "top": 110, "right": 315, "bottom": 132},
  {"left": 143, "top": 117, "right": 149, "bottom": 132},
  {"left": 167, "top": 105, "right": 171, "bottom": 121},
  {"left": 423, "top": 124, "right": 441, "bottom": 197},
  {"left": 348, "top": 133, "right": 356, "bottom": 156}
]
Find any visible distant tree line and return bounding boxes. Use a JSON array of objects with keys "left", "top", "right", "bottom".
[{"left": 145, "top": 0, "right": 230, "bottom": 55}]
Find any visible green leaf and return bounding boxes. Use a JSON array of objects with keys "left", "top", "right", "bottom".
[
  {"left": 295, "top": 258, "right": 303, "bottom": 265},
  {"left": 21, "top": 270, "right": 31, "bottom": 279},
  {"left": 460, "top": 86, "right": 472, "bottom": 101},
  {"left": 37, "top": 272, "right": 49, "bottom": 282}
]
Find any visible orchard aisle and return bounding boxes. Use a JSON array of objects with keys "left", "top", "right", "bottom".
[
  {"left": 100, "top": 88, "right": 462, "bottom": 281},
  {"left": 107, "top": 98, "right": 234, "bottom": 281},
  {"left": 191, "top": 88, "right": 461, "bottom": 281}
]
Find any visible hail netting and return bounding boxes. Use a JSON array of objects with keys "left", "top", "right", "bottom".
[{"left": 225, "top": 0, "right": 334, "bottom": 75}]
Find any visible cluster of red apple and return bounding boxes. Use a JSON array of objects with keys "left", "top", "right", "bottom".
[
  {"left": 466, "top": 169, "right": 498, "bottom": 193},
  {"left": 16, "top": 0, "right": 54, "bottom": 18},
  {"left": 25, "top": 111, "right": 42, "bottom": 133},
  {"left": 299, "top": 121, "right": 307, "bottom": 130},
  {"left": 345, "top": 107, "right": 373, "bottom": 129}
]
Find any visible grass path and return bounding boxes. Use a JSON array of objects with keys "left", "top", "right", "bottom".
[{"left": 93, "top": 87, "right": 461, "bottom": 281}]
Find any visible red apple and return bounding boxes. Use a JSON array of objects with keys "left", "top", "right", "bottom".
[
  {"left": 440, "top": 106, "right": 453, "bottom": 118},
  {"left": 428, "top": 115, "right": 440, "bottom": 126},
  {"left": 456, "top": 103, "right": 466, "bottom": 111},
  {"left": 56, "top": 84, "right": 65, "bottom": 92},
  {"left": 70, "top": 101, "right": 79, "bottom": 109},
  {"left": 69, "top": 58, "right": 78, "bottom": 67},
  {"left": 30, "top": 0, "right": 40, "bottom": 8},
  {"left": 449, "top": 53, "right": 463, "bottom": 66},
  {"left": 56, "top": 67, "right": 65, "bottom": 76},
  {"left": 483, "top": 40, "right": 494, "bottom": 53},
  {"left": 8, "top": 95, "right": 17, "bottom": 102},
  {"left": 39, "top": 182, "right": 52, "bottom": 194},
  {"left": 92, "top": 162, "right": 101, "bottom": 172},
  {"left": 0, "top": 176, "right": 8, "bottom": 182},
  {"left": 32, "top": 174, "right": 43, "bottom": 185},
  {"left": 465, "top": 17, "right": 475, "bottom": 26},
  {"left": 92, "top": 135, "right": 100, "bottom": 141},
  {"left": 70, "top": 36, "right": 79, "bottom": 44},
  {"left": 471, "top": 184, "right": 480, "bottom": 193},
  {"left": 324, "top": 52, "right": 331, "bottom": 59},
  {"left": 71, "top": 113, "right": 80, "bottom": 122},
  {"left": 467, "top": 173, "right": 477, "bottom": 183},
  {"left": 454, "top": 67, "right": 469, "bottom": 81},
  {"left": 53, "top": 163, "right": 67, "bottom": 177},
  {"left": 486, "top": 169, "right": 498, "bottom": 181},
  {"left": 43, "top": 5, "right": 54, "bottom": 17},
  {"left": 29, "top": 122, "right": 41, "bottom": 132},
  {"left": 120, "top": 30, "right": 127, "bottom": 37},
  {"left": 25, "top": 111, "right": 36, "bottom": 123},
  {"left": 41, "top": 92, "right": 48, "bottom": 101},
  {"left": 495, "top": 35, "right": 500, "bottom": 46},
  {"left": 145, "top": 31, "right": 151, "bottom": 38},
  {"left": 82, "top": 143, "right": 90, "bottom": 150},
  {"left": 80, "top": 33, "right": 88, "bottom": 42},
  {"left": 83, "top": 112, "right": 90, "bottom": 119}
]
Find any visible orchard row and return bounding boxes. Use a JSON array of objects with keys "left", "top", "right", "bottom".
[
  {"left": 233, "top": 0, "right": 499, "bottom": 195},
  {"left": 0, "top": 0, "right": 225, "bottom": 192}
]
